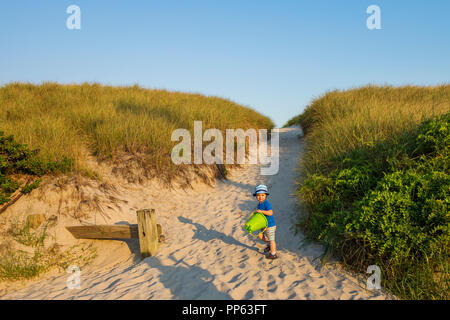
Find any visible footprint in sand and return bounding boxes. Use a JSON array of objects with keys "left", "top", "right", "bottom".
[
  {"left": 228, "top": 273, "right": 242, "bottom": 283},
  {"left": 256, "top": 288, "right": 265, "bottom": 297},
  {"left": 287, "top": 292, "right": 297, "bottom": 299},
  {"left": 267, "top": 279, "right": 278, "bottom": 293},
  {"left": 232, "top": 277, "right": 248, "bottom": 290},
  {"left": 308, "top": 271, "right": 323, "bottom": 279},
  {"left": 244, "top": 290, "right": 254, "bottom": 299},
  {"left": 342, "top": 283, "right": 361, "bottom": 294},
  {"left": 318, "top": 288, "right": 329, "bottom": 297},
  {"left": 339, "top": 292, "right": 357, "bottom": 300},
  {"left": 289, "top": 278, "right": 306, "bottom": 288},
  {"left": 308, "top": 279, "right": 326, "bottom": 289}
]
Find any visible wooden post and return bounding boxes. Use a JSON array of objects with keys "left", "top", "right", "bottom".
[
  {"left": 27, "top": 214, "right": 46, "bottom": 229},
  {"left": 137, "top": 209, "right": 159, "bottom": 258}
]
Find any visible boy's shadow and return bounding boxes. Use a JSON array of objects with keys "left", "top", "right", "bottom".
[
  {"left": 177, "top": 216, "right": 258, "bottom": 252},
  {"left": 144, "top": 255, "right": 233, "bottom": 299}
]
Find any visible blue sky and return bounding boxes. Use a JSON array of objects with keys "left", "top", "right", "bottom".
[{"left": 1, "top": 1, "right": 449, "bottom": 127}]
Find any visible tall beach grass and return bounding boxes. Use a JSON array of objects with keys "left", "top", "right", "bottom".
[
  {"left": 293, "top": 85, "right": 449, "bottom": 177},
  {"left": 0, "top": 82, "right": 274, "bottom": 183}
]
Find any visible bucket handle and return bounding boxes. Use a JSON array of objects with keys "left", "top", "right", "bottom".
[{"left": 245, "top": 211, "right": 268, "bottom": 238}]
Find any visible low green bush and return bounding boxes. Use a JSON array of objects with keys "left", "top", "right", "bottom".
[{"left": 0, "top": 131, "right": 72, "bottom": 205}]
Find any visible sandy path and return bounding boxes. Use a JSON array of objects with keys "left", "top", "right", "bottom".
[{"left": 1, "top": 127, "right": 387, "bottom": 300}]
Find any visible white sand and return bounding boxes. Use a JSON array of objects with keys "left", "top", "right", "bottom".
[{"left": 0, "top": 127, "right": 388, "bottom": 300}]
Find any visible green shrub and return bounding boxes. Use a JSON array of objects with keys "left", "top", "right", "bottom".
[
  {"left": 349, "top": 169, "right": 449, "bottom": 263},
  {"left": 414, "top": 113, "right": 450, "bottom": 156},
  {"left": 0, "top": 131, "right": 72, "bottom": 205},
  {"left": 21, "top": 178, "right": 42, "bottom": 194}
]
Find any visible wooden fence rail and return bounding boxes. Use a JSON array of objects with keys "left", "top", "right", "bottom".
[{"left": 66, "top": 209, "right": 163, "bottom": 258}]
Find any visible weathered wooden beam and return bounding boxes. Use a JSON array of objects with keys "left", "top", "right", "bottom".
[
  {"left": 65, "top": 223, "right": 163, "bottom": 241},
  {"left": 137, "top": 209, "right": 159, "bottom": 258},
  {"left": 66, "top": 225, "right": 139, "bottom": 239}
]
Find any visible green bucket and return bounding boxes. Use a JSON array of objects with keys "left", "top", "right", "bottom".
[{"left": 244, "top": 212, "right": 268, "bottom": 237}]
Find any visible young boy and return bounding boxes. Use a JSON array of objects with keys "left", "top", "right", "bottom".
[{"left": 253, "top": 184, "right": 278, "bottom": 259}]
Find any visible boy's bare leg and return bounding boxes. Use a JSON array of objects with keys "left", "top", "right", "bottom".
[
  {"left": 257, "top": 232, "right": 269, "bottom": 244},
  {"left": 269, "top": 240, "right": 276, "bottom": 253}
]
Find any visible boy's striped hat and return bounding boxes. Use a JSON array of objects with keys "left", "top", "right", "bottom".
[{"left": 253, "top": 184, "right": 269, "bottom": 196}]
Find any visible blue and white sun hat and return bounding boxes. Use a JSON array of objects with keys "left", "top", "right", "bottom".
[{"left": 253, "top": 184, "right": 269, "bottom": 196}]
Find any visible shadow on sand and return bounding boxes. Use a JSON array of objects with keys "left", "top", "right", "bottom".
[
  {"left": 143, "top": 254, "right": 233, "bottom": 299},
  {"left": 177, "top": 216, "right": 259, "bottom": 253}
]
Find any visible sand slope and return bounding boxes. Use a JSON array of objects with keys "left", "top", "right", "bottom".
[{"left": 0, "top": 127, "right": 388, "bottom": 300}]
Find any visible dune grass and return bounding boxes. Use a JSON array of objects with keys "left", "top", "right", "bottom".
[
  {"left": 288, "top": 85, "right": 449, "bottom": 178},
  {"left": 0, "top": 82, "right": 274, "bottom": 186},
  {"left": 288, "top": 85, "right": 449, "bottom": 299},
  {"left": 0, "top": 218, "right": 97, "bottom": 281}
]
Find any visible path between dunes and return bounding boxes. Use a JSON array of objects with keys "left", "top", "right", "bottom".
[{"left": 1, "top": 127, "right": 387, "bottom": 300}]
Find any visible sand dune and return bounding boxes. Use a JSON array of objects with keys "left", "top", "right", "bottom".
[{"left": 0, "top": 127, "right": 388, "bottom": 300}]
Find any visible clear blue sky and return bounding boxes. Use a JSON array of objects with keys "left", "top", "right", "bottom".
[{"left": 1, "top": 0, "right": 449, "bottom": 127}]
